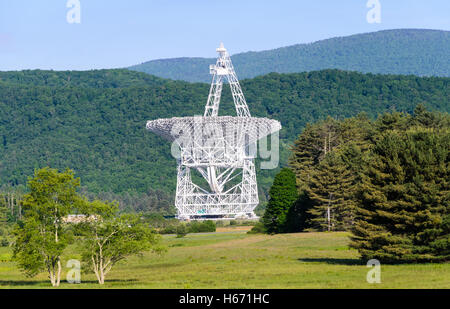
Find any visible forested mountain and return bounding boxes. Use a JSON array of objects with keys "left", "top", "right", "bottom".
[
  {"left": 0, "top": 69, "right": 448, "bottom": 213},
  {"left": 129, "top": 29, "right": 450, "bottom": 82}
]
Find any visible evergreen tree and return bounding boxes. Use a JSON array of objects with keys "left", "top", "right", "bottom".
[
  {"left": 262, "top": 168, "right": 298, "bottom": 233},
  {"left": 289, "top": 117, "right": 340, "bottom": 190},
  {"left": 374, "top": 111, "right": 412, "bottom": 135},
  {"left": 306, "top": 152, "right": 356, "bottom": 231},
  {"left": 350, "top": 128, "right": 449, "bottom": 262},
  {"left": 288, "top": 114, "right": 373, "bottom": 232},
  {"left": 413, "top": 103, "right": 450, "bottom": 129},
  {"left": 284, "top": 191, "right": 313, "bottom": 233}
]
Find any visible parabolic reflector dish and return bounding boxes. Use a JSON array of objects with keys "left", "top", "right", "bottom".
[{"left": 146, "top": 116, "right": 281, "bottom": 147}]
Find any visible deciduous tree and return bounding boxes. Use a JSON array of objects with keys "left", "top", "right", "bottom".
[
  {"left": 12, "top": 167, "right": 80, "bottom": 286},
  {"left": 78, "top": 200, "right": 163, "bottom": 284}
]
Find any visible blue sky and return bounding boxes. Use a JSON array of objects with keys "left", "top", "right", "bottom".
[{"left": 0, "top": 0, "right": 448, "bottom": 71}]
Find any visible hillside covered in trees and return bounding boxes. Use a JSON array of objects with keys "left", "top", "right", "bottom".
[
  {"left": 0, "top": 68, "right": 448, "bottom": 214},
  {"left": 129, "top": 29, "right": 450, "bottom": 82}
]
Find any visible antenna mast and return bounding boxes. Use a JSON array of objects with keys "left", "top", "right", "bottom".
[{"left": 204, "top": 43, "right": 251, "bottom": 117}]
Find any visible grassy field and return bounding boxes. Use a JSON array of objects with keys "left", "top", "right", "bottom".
[{"left": 0, "top": 229, "right": 448, "bottom": 289}]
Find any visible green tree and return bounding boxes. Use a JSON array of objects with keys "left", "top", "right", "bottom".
[
  {"left": 288, "top": 114, "right": 372, "bottom": 232},
  {"left": 0, "top": 198, "right": 8, "bottom": 245},
  {"left": 12, "top": 167, "right": 80, "bottom": 286},
  {"left": 306, "top": 152, "right": 356, "bottom": 231},
  {"left": 262, "top": 168, "right": 298, "bottom": 233},
  {"left": 413, "top": 103, "right": 450, "bottom": 130},
  {"left": 289, "top": 117, "right": 341, "bottom": 190},
  {"left": 78, "top": 200, "right": 163, "bottom": 284},
  {"left": 176, "top": 224, "right": 188, "bottom": 238},
  {"left": 350, "top": 129, "right": 449, "bottom": 262},
  {"left": 283, "top": 191, "right": 313, "bottom": 233},
  {"left": 0, "top": 187, "right": 25, "bottom": 223},
  {"left": 0, "top": 198, "right": 7, "bottom": 226}
]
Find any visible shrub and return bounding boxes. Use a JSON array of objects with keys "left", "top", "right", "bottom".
[
  {"left": 176, "top": 224, "right": 188, "bottom": 238},
  {"left": 247, "top": 222, "right": 266, "bottom": 234},
  {"left": 159, "top": 225, "right": 177, "bottom": 234},
  {"left": 215, "top": 220, "right": 225, "bottom": 227},
  {"left": 187, "top": 220, "right": 216, "bottom": 233},
  {"left": 1, "top": 238, "right": 9, "bottom": 247}
]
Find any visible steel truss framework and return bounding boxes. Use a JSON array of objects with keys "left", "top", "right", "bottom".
[{"left": 146, "top": 43, "right": 281, "bottom": 220}]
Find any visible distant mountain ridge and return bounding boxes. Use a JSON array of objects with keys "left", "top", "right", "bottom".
[{"left": 129, "top": 29, "right": 450, "bottom": 82}]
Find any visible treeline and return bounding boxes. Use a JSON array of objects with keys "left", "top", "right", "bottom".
[
  {"left": 0, "top": 185, "right": 26, "bottom": 223},
  {"left": 0, "top": 69, "right": 171, "bottom": 88},
  {"left": 262, "top": 106, "right": 449, "bottom": 262},
  {"left": 0, "top": 68, "right": 448, "bottom": 213},
  {"left": 78, "top": 187, "right": 174, "bottom": 215},
  {"left": 0, "top": 185, "right": 174, "bottom": 222}
]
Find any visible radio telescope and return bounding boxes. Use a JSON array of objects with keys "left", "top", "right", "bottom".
[{"left": 146, "top": 43, "right": 281, "bottom": 220}]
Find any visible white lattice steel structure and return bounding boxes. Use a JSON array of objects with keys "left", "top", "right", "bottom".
[{"left": 146, "top": 43, "right": 281, "bottom": 220}]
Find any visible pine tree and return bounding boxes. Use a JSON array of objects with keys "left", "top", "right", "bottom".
[
  {"left": 289, "top": 115, "right": 372, "bottom": 232},
  {"left": 262, "top": 168, "right": 299, "bottom": 233},
  {"left": 306, "top": 152, "right": 356, "bottom": 231},
  {"left": 289, "top": 117, "right": 340, "bottom": 190},
  {"left": 413, "top": 103, "right": 450, "bottom": 130},
  {"left": 374, "top": 110, "right": 412, "bottom": 133},
  {"left": 350, "top": 128, "right": 449, "bottom": 262}
]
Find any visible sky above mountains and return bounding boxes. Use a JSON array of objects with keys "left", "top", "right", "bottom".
[{"left": 0, "top": 0, "right": 449, "bottom": 71}]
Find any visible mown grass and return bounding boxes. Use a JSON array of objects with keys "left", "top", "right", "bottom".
[{"left": 0, "top": 231, "right": 448, "bottom": 289}]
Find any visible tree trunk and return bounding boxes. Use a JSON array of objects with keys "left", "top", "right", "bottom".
[
  {"left": 327, "top": 193, "right": 333, "bottom": 232},
  {"left": 9, "top": 193, "right": 13, "bottom": 217},
  {"left": 99, "top": 257, "right": 105, "bottom": 284},
  {"left": 48, "top": 259, "right": 60, "bottom": 287},
  {"left": 52, "top": 205, "right": 61, "bottom": 287},
  {"left": 56, "top": 260, "right": 61, "bottom": 286},
  {"left": 327, "top": 206, "right": 331, "bottom": 232},
  {"left": 50, "top": 271, "right": 56, "bottom": 286},
  {"left": 92, "top": 256, "right": 101, "bottom": 284},
  {"left": 93, "top": 247, "right": 106, "bottom": 284}
]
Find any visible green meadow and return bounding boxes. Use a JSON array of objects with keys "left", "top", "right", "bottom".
[{"left": 0, "top": 230, "right": 448, "bottom": 289}]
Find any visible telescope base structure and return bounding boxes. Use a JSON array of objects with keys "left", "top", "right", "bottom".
[
  {"left": 175, "top": 158, "right": 259, "bottom": 221},
  {"left": 176, "top": 214, "right": 260, "bottom": 221}
]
